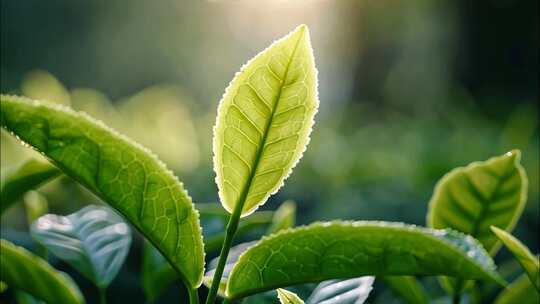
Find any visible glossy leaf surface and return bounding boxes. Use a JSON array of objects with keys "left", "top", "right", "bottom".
[
  {"left": 213, "top": 24, "right": 319, "bottom": 216},
  {"left": 491, "top": 226, "right": 539, "bottom": 291},
  {"left": 427, "top": 150, "right": 527, "bottom": 254},
  {"left": 0, "top": 95, "right": 205, "bottom": 287},
  {"left": 226, "top": 221, "right": 503, "bottom": 299},
  {"left": 307, "top": 277, "right": 374, "bottom": 304},
  {"left": 0, "top": 158, "right": 59, "bottom": 214},
  {"left": 31, "top": 205, "right": 131, "bottom": 288},
  {"left": 278, "top": 288, "right": 305, "bottom": 304},
  {"left": 0, "top": 239, "right": 84, "bottom": 304}
]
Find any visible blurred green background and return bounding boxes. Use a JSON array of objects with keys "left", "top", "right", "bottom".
[{"left": 1, "top": 0, "right": 538, "bottom": 303}]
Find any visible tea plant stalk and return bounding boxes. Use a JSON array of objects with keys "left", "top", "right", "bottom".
[
  {"left": 188, "top": 286, "right": 200, "bottom": 304},
  {"left": 99, "top": 287, "right": 107, "bottom": 304},
  {"left": 205, "top": 203, "right": 242, "bottom": 304}
]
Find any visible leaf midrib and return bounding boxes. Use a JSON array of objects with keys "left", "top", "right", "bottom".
[{"left": 232, "top": 31, "right": 304, "bottom": 215}]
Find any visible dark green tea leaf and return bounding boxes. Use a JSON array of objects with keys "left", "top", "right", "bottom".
[
  {"left": 0, "top": 95, "right": 205, "bottom": 287},
  {"left": 0, "top": 239, "right": 84, "bottom": 304},
  {"left": 226, "top": 221, "right": 504, "bottom": 299}
]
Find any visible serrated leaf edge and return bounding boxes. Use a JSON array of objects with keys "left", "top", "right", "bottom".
[
  {"left": 212, "top": 24, "right": 319, "bottom": 217},
  {"left": 0, "top": 95, "right": 206, "bottom": 287},
  {"left": 226, "top": 221, "right": 504, "bottom": 298}
]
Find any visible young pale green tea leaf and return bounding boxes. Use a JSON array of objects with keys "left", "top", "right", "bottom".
[
  {"left": 31, "top": 205, "right": 131, "bottom": 288},
  {"left": 213, "top": 24, "right": 319, "bottom": 217},
  {"left": 427, "top": 150, "right": 527, "bottom": 254},
  {"left": 226, "top": 221, "right": 504, "bottom": 299},
  {"left": 277, "top": 288, "right": 305, "bottom": 304},
  {"left": 0, "top": 158, "right": 60, "bottom": 214},
  {"left": 382, "top": 276, "right": 428, "bottom": 304},
  {"left": 0, "top": 95, "right": 205, "bottom": 287},
  {"left": 307, "top": 277, "right": 374, "bottom": 304},
  {"left": 267, "top": 200, "right": 296, "bottom": 234},
  {"left": 494, "top": 273, "right": 539, "bottom": 304},
  {"left": 491, "top": 226, "right": 539, "bottom": 291},
  {"left": 0, "top": 239, "right": 84, "bottom": 304}
]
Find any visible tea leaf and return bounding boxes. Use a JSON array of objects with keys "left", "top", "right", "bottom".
[
  {"left": 494, "top": 273, "right": 539, "bottom": 304},
  {"left": 0, "top": 239, "right": 84, "bottom": 304},
  {"left": 277, "top": 288, "right": 305, "bottom": 304},
  {"left": 307, "top": 277, "right": 374, "bottom": 304},
  {"left": 491, "top": 226, "right": 539, "bottom": 291},
  {"left": 0, "top": 158, "right": 60, "bottom": 214},
  {"left": 31, "top": 205, "right": 132, "bottom": 288},
  {"left": 427, "top": 150, "right": 527, "bottom": 254},
  {"left": 213, "top": 24, "right": 319, "bottom": 216},
  {"left": 226, "top": 221, "right": 504, "bottom": 299},
  {"left": 0, "top": 95, "right": 205, "bottom": 288},
  {"left": 383, "top": 276, "right": 428, "bottom": 304}
]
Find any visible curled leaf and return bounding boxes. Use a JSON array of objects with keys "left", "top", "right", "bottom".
[
  {"left": 31, "top": 205, "right": 131, "bottom": 288},
  {"left": 307, "top": 277, "right": 374, "bottom": 304}
]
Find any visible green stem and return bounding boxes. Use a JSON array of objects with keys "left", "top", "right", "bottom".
[
  {"left": 453, "top": 293, "right": 461, "bottom": 304},
  {"left": 205, "top": 205, "right": 242, "bottom": 304},
  {"left": 205, "top": 26, "right": 303, "bottom": 304},
  {"left": 188, "top": 286, "right": 200, "bottom": 304},
  {"left": 99, "top": 287, "right": 107, "bottom": 304},
  {"left": 222, "top": 299, "right": 232, "bottom": 304}
]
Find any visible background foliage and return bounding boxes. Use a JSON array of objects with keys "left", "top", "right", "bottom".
[{"left": 1, "top": 1, "right": 538, "bottom": 303}]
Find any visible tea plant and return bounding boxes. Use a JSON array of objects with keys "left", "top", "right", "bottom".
[{"left": 0, "top": 25, "right": 538, "bottom": 304}]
